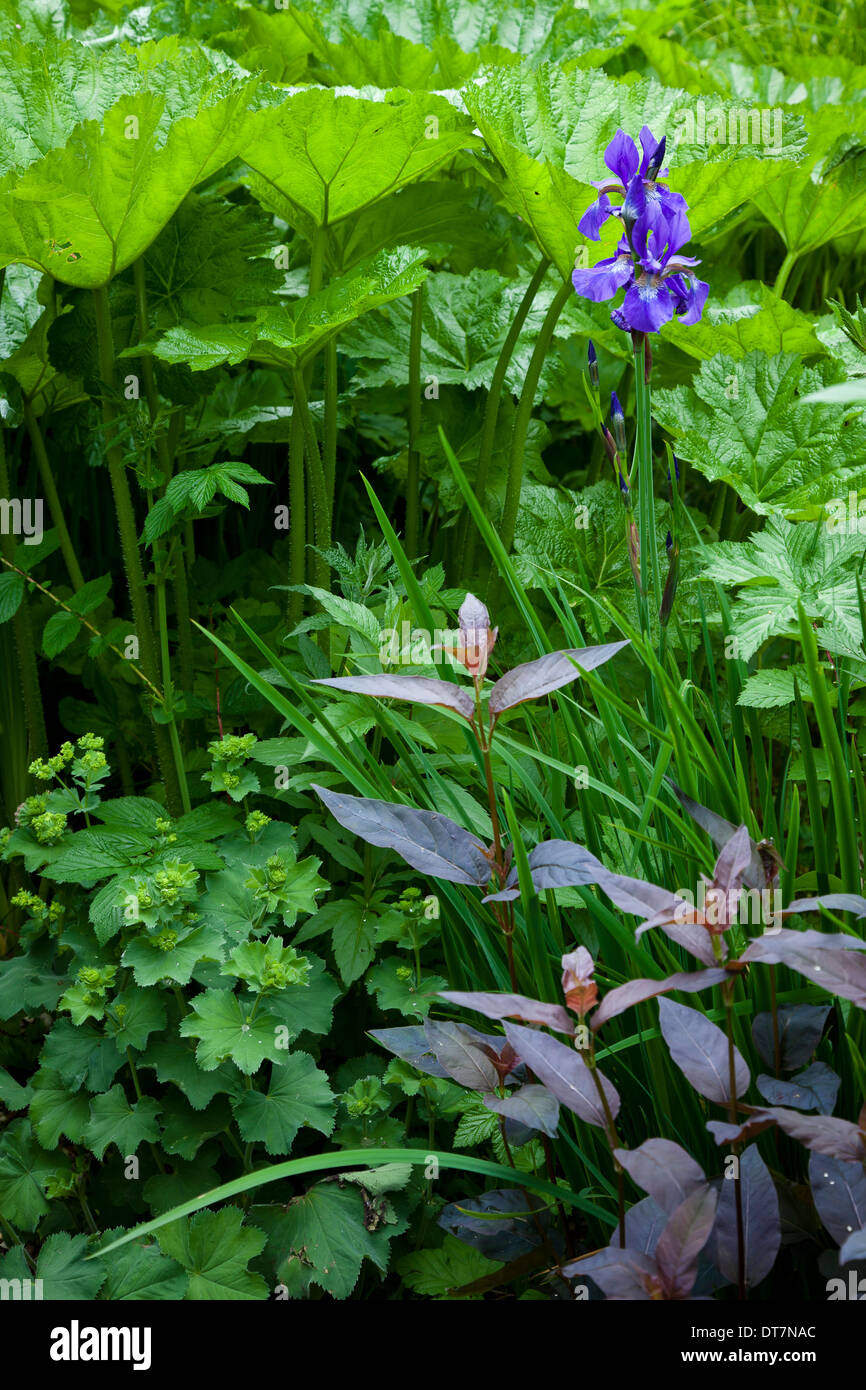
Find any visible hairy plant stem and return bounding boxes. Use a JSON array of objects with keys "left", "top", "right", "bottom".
[
  {"left": 500, "top": 277, "right": 572, "bottom": 556},
  {"left": 132, "top": 257, "right": 194, "bottom": 694},
  {"left": 287, "top": 405, "right": 305, "bottom": 628},
  {"left": 0, "top": 431, "right": 47, "bottom": 759},
  {"left": 723, "top": 980, "right": 747, "bottom": 1300},
  {"left": 774, "top": 249, "right": 799, "bottom": 299},
  {"left": 323, "top": 337, "right": 339, "bottom": 509},
  {"left": 406, "top": 283, "right": 424, "bottom": 558},
  {"left": 291, "top": 368, "right": 330, "bottom": 592},
  {"left": 91, "top": 283, "right": 182, "bottom": 816},
  {"left": 22, "top": 402, "right": 85, "bottom": 592},
  {"left": 461, "top": 255, "right": 551, "bottom": 579}
]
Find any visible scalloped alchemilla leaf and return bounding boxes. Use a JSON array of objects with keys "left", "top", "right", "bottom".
[
  {"left": 461, "top": 61, "right": 803, "bottom": 275},
  {"left": 231, "top": 1053, "right": 336, "bottom": 1155},
  {"left": 0, "top": 65, "right": 257, "bottom": 287},
  {"left": 660, "top": 281, "right": 826, "bottom": 362},
  {"left": 82, "top": 1085, "right": 162, "bottom": 1160},
  {"left": 488, "top": 640, "right": 628, "bottom": 715},
  {"left": 0, "top": 1119, "right": 71, "bottom": 1229},
  {"left": 653, "top": 354, "right": 866, "bottom": 518},
  {"left": 0, "top": 1231, "right": 106, "bottom": 1300},
  {"left": 151, "top": 245, "right": 427, "bottom": 371},
  {"left": 138, "top": 1040, "right": 237, "bottom": 1112},
  {"left": 658, "top": 998, "right": 749, "bottom": 1105},
  {"left": 267, "top": 1182, "right": 395, "bottom": 1299},
  {"left": 314, "top": 784, "right": 491, "bottom": 885},
  {"left": 28, "top": 1069, "right": 90, "bottom": 1149},
  {"left": 178, "top": 989, "right": 286, "bottom": 1074},
  {"left": 0, "top": 941, "right": 65, "bottom": 1018},
  {"left": 121, "top": 924, "right": 226, "bottom": 988},
  {"left": 156, "top": 1206, "right": 268, "bottom": 1301},
  {"left": 240, "top": 87, "right": 481, "bottom": 239},
  {"left": 95, "top": 1230, "right": 188, "bottom": 1301}
]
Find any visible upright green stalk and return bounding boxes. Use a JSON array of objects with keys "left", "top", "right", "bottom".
[
  {"left": 406, "top": 284, "right": 424, "bottom": 558},
  {"left": 91, "top": 283, "right": 182, "bottom": 816},
  {"left": 22, "top": 402, "right": 85, "bottom": 592},
  {"left": 132, "top": 258, "right": 194, "bottom": 694},
  {"left": 500, "top": 278, "right": 572, "bottom": 556},
  {"left": 323, "top": 338, "right": 339, "bottom": 510},
  {"left": 632, "top": 336, "right": 661, "bottom": 622},
  {"left": 287, "top": 406, "right": 305, "bottom": 629},
  {"left": 0, "top": 426, "right": 47, "bottom": 762},
  {"left": 291, "top": 368, "right": 330, "bottom": 592},
  {"left": 461, "top": 255, "right": 551, "bottom": 578}
]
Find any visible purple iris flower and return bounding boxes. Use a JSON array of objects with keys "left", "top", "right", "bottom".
[
  {"left": 578, "top": 126, "right": 687, "bottom": 242},
  {"left": 573, "top": 145, "right": 709, "bottom": 335}
]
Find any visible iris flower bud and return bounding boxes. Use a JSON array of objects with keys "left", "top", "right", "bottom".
[
  {"left": 587, "top": 339, "right": 599, "bottom": 391},
  {"left": 610, "top": 392, "right": 627, "bottom": 455}
]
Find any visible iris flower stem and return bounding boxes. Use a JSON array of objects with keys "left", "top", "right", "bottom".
[
  {"left": 461, "top": 254, "right": 551, "bottom": 578},
  {"left": 632, "top": 337, "right": 661, "bottom": 616},
  {"left": 406, "top": 283, "right": 424, "bottom": 559}
]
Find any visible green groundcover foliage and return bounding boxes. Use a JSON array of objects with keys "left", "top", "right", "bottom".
[{"left": 1, "top": 0, "right": 866, "bottom": 1310}]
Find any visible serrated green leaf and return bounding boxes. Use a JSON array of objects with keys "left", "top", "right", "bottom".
[
  {"left": 83, "top": 1085, "right": 162, "bottom": 1160},
  {"left": 157, "top": 1206, "right": 268, "bottom": 1300},
  {"left": 232, "top": 1054, "right": 335, "bottom": 1156},
  {"left": 178, "top": 988, "right": 285, "bottom": 1074},
  {"left": 95, "top": 1229, "right": 187, "bottom": 1301},
  {"left": 653, "top": 352, "right": 866, "bottom": 516},
  {"left": 29, "top": 1068, "right": 90, "bottom": 1148}
]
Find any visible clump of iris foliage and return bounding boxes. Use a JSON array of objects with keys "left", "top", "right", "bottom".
[{"left": 1, "top": 0, "right": 866, "bottom": 1304}]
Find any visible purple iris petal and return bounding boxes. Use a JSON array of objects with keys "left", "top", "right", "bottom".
[
  {"left": 578, "top": 193, "right": 614, "bottom": 240},
  {"left": 621, "top": 276, "right": 677, "bottom": 333},
  {"left": 670, "top": 274, "right": 709, "bottom": 326},
  {"left": 638, "top": 126, "right": 657, "bottom": 177},
  {"left": 572, "top": 248, "right": 634, "bottom": 302},
  {"left": 603, "top": 129, "right": 640, "bottom": 189}
]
